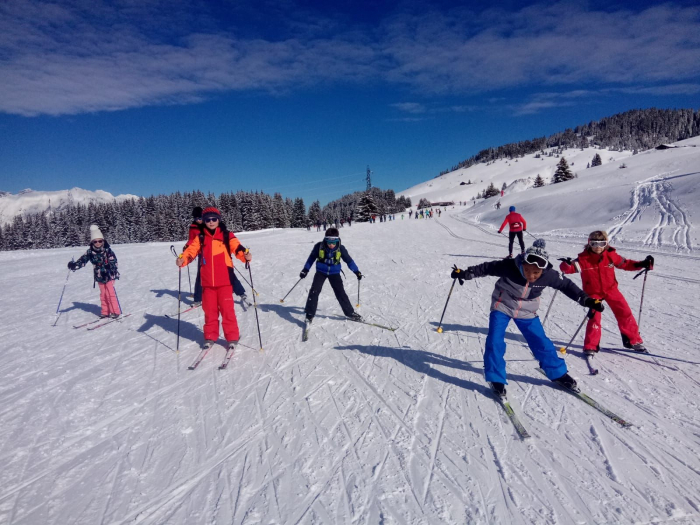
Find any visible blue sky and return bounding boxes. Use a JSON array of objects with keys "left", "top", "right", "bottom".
[{"left": 1, "top": 0, "right": 699, "bottom": 205}]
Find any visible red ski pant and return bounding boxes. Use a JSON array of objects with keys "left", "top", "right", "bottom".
[
  {"left": 202, "top": 284, "right": 240, "bottom": 342},
  {"left": 98, "top": 281, "right": 121, "bottom": 316},
  {"left": 584, "top": 287, "right": 642, "bottom": 350}
]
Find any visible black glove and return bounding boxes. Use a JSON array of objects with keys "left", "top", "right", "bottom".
[
  {"left": 67, "top": 261, "right": 77, "bottom": 271},
  {"left": 584, "top": 297, "right": 605, "bottom": 312},
  {"left": 299, "top": 269, "right": 309, "bottom": 279},
  {"left": 355, "top": 271, "right": 363, "bottom": 280},
  {"left": 558, "top": 257, "right": 573, "bottom": 265},
  {"left": 637, "top": 255, "right": 654, "bottom": 270},
  {"left": 450, "top": 265, "right": 473, "bottom": 285}
]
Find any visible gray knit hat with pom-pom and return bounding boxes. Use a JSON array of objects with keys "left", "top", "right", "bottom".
[{"left": 524, "top": 238, "right": 548, "bottom": 263}]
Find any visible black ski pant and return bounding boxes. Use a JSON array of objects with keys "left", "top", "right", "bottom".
[
  {"left": 509, "top": 231, "right": 525, "bottom": 255},
  {"left": 305, "top": 272, "right": 354, "bottom": 318}
]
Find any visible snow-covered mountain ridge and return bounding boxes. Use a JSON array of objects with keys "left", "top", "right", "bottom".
[{"left": 0, "top": 187, "right": 137, "bottom": 226}]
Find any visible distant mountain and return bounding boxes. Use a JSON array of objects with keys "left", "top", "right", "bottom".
[{"left": 0, "top": 187, "right": 138, "bottom": 226}]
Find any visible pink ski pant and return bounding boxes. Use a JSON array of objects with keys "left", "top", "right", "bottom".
[{"left": 98, "top": 281, "right": 121, "bottom": 316}]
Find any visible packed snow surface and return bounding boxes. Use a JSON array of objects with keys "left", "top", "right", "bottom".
[{"left": 2, "top": 139, "right": 700, "bottom": 524}]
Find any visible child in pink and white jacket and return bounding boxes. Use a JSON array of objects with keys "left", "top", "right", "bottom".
[{"left": 68, "top": 225, "right": 122, "bottom": 318}]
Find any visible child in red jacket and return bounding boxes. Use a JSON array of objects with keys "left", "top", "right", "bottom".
[
  {"left": 559, "top": 230, "right": 654, "bottom": 353},
  {"left": 498, "top": 205, "right": 527, "bottom": 258},
  {"left": 176, "top": 207, "right": 252, "bottom": 351}
]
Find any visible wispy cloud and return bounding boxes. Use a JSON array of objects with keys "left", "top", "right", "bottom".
[
  {"left": 390, "top": 102, "right": 426, "bottom": 114},
  {"left": 1, "top": 0, "right": 699, "bottom": 116}
]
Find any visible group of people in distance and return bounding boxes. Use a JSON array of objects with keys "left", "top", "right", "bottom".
[{"left": 66, "top": 204, "right": 655, "bottom": 398}]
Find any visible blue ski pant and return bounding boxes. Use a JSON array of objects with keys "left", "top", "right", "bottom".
[{"left": 484, "top": 310, "right": 567, "bottom": 384}]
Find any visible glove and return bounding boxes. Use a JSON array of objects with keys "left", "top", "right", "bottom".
[
  {"left": 299, "top": 269, "right": 309, "bottom": 279},
  {"left": 450, "top": 265, "right": 474, "bottom": 285},
  {"left": 67, "top": 261, "right": 77, "bottom": 271},
  {"left": 558, "top": 257, "right": 573, "bottom": 265},
  {"left": 584, "top": 298, "right": 605, "bottom": 312},
  {"left": 637, "top": 255, "right": 654, "bottom": 270},
  {"left": 355, "top": 271, "right": 363, "bottom": 280},
  {"left": 243, "top": 248, "right": 252, "bottom": 262}
]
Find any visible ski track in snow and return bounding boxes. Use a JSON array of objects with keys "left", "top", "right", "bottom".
[{"left": 1, "top": 213, "right": 700, "bottom": 524}]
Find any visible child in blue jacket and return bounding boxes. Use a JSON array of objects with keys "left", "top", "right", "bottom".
[{"left": 300, "top": 228, "right": 363, "bottom": 323}]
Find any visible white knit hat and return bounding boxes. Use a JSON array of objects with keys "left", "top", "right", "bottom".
[{"left": 90, "top": 224, "right": 104, "bottom": 242}]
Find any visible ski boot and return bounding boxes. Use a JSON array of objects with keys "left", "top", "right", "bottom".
[
  {"left": 583, "top": 348, "right": 597, "bottom": 356},
  {"left": 631, "top": 343, "right": 647, "bottom": 352},
  {"left": 193, "top": 301, "right": 202, "bottom": 308},
  {"left": 109, "top": 313, "right": 120, "bottom": 319},
  {"left": 227, "top": 340, "right": 238, "bottom": 350},
  {"left": 553, "top": 373, "right": 580, "bottom": 393},
  {"left": 346, "top": 312, "right": 364, "bottom": 322},
  {"left": 490, "top": 382, "right": 507, "bottom": 399},
  {"left": 201, "top": 340, "right": 215, "bottom": 350}
]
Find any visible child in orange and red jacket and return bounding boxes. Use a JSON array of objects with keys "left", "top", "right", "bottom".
[
  {"left": 498, "top": 206, "right": 527, "bottom": 258},
  {"left": 176, "top": 207, "right": 252, "bottom": 351},
  {"left": 559, "top": 230, "right": 654, "bottom": 353}
]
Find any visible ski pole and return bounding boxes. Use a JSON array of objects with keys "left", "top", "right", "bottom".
[
  {"left": 559, "top": 308, "right": 595, "bottom": 354},
  {"left": 171, "top": 246, "right": 182, "bottom": 368},
  {"left": 280, "top": 278, "right": 302, "bottom": 303},
  {"left": 634, "top": 269, "right": 649, "bottom": 328},
  {"left": 53, "top": 261, "right": 73, "bottom": 326},
  {"left": 187, "top": 265, "right": 192, "bottom": 294},
  {"left": 436, "top": 271, "right": 458, "bottom": 333},
  {"left": 525, "top": 230, "right": 537, "bottom": 241},
  {"left": 247, "top": 262, "right": 264, "bottom": 352},
  {"left": 234, "top": 265, "right": 259, "bottom": 296},
  {"left": 542, "top": 290, "right": 558, "bottom": 327}
]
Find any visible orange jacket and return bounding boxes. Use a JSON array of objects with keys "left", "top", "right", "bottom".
[{"left": 181, "top": 227, "right": 247, "bottom": 287}]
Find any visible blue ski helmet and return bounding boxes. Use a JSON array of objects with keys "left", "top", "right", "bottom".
[{"left": 509, "top": 206, "right": 516, "bottom": 212}]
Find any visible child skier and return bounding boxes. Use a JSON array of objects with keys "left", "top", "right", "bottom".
[
  {"left": 299, "top": 227, "right": 363, "bottom": 325},
  {"left": 184, "top": 206, "right": 248, "bottom": 307},
  {"left": 67, "top": 224, "right": 121, "bottom": 318},
  {"left": 559, "top": 230, "right": 653, "bottom": 353},
  {"left": 498, "top": 205, "right": 527, "bottom": 258},
  {"left": 176, "top": 207, "right": 252, "bottom": 351},
  {"left": 450, "top": 239, "right": 602, "bottom": 397}
]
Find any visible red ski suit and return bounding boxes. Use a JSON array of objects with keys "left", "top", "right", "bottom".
[
  {"left": 498, "top": 212, "right": 526, "bottom": 233},
  {"left": 181, "top": 227, "right": 248, "bottom": 342},
  {"left": 559, "top": 247, "right": 643, "bottom": 350}
]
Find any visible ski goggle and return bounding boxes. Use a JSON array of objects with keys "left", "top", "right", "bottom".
[
  {"left": 588, "top": 240, "right": 608, "bottom": 248},
  {"left": 324, "top": 237, "right": 339, "bottom": 245},
  {"left": 523, "top": 252, "right": 548, "bottom": 269}
]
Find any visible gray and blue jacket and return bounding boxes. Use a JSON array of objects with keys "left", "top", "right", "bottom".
[
  {"left": 304, "top": 241, "right": 359, "bottom": 276},
  {"left": 468, "top": 255, "right": 588, "bottom": 319}
]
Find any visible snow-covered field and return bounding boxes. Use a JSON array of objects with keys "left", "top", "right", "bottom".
[{"left": 2, "top": 140, "right": 700, "bottom": 524}]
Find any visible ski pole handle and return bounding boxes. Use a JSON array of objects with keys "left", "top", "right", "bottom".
[{"left": 170, "top": 245, "right": 178, "bottom": 258}]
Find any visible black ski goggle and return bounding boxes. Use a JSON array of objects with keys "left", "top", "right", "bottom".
[{"left": 524, "top": 253, "right": 548, "bottom": 269}]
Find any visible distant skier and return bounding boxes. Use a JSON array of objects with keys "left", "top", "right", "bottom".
[
  {"left": 299, "top": 227, "right": 363, "bottom": 326},
  {"left": 67, "top": 224, "right": 121, "bottom": 319},
  {"left": 559, "top": 230, "right": 654, "bottom": 353},
  {"left": 450, "top": 239, "right": 602, "bottom": 397},
  {"left": 498, "top": 205, "right": 527, "bottom": 258},
  {"left": 176, "top": 207, "right": 252, "bottom": 351}
]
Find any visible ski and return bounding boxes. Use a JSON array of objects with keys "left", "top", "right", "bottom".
[
  {"left": 219, "top": 343, "right": 237, "bottom": 370},
  {"left": 302, "top": 319, "right": 311, "bottom": 342},
  {"left": 73, "top": 317, "right": 106, "bottom": 329},
  {"left": 536, "top": 368, "right": 632, "bottom": 427},
  {"left": 347, "top": 319, "right": 397, "bottom": 331},
  {"left": 86, "top": 313, "right": 131, "bottom": 331},
  {"left": 605, "top": 348, "right": 678, "bottom": 371},
  {"left": 188, "top": 345, "right": 213, "bottom": 370},
  {"left": 494, "top": 394, "right": 531, "bottom": 439},
  {"left": 165, "top": 304, "right": 201, "bottom": 319},
  {"left": 585, "top": 354, "right": 599, "bottom": 375}
]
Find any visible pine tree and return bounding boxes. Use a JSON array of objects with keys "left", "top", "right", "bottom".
[
  {"left": 483, "top": 182, "right": 500, "bottom": 198},
  {"left": 307, "top": 200, "right": 322, "bottom": 225},
  {"left": 552, "top": 157, "right": 575, "bottom": 183},
  {"left": 501, "top": 182, "right": 507, "bottom": 190},
  {"left": 591, "top": 153, "right": 602, "bottom": 167},
  {"left": 355, "top": 192, "right": 379, "bottom": 222},
  {"left": 533, "top": 174, "right": 545, "bottom": 188},
  {"left": 291, "top": 198, "right": 306, "bottom": 227}
]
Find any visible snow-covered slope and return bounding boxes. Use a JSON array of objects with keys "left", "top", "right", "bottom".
[
  {"left": 0, "top": 188, "right": 138, "bottom": 226},
  {"left": 401, "top": 138, "right": 700, "bottom": 253}
]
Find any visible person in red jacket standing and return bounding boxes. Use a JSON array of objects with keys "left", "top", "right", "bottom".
[
  {"left": 176, "top": 207, "right": 252, "bottom": 351},
  {"left": 498, "top": 206, "right": 527, "bottom": 258},
  {"left": 559, "top": 230, "right": 654, "bottom": 354}
]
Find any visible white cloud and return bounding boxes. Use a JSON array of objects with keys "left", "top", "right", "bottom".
[{"left": 0, "top": 0, "right": 699, "bottom": 116}]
